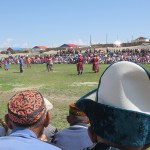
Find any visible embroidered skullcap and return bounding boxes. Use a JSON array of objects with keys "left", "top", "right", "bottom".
[
  {"left": 76, "top": 61, "right": 150, "bottom": 146},
  {"left": 69, "top": 102, "right": 86, "bottom": 116},
  {"left": 8, "top": 90, "right": 46, "bottom": 126}
]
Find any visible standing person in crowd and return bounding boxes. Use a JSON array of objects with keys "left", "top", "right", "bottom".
[
  {"left": 19, "top": 56, "right": 24, "bottom": 73},
  {"left": 76, "top": 53, "right": 84, "bottom": 75},
  {"left": 4, "top": 58, "right": 9, "bottom": 71},
  {"left": 39, "top": 97, "right": 58, "bottom": 143},
  {"left": 91, "top": 53, "right": 99, "bottom": 73},
  {"left": 0, "top": 90, "right": 62, "bottom": 150},
  {"left": 49, "top": 54, "right": 54, "bottom": 71},
  {"left": 26, "top": 55, "right": 31, "bottom": 68},
  {"left": 76, "top": 61, "right": 150, "bottom": 150},
  {"left": 52, "top": 102, "right": 93, "bottom": 150},
  {"left": 0, "top": 60, "right": 2, "bottom": 68},
  {"left": 46, "top": 55, "right": 51, "bottom": 72}
]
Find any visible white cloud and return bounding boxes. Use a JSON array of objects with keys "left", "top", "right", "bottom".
[
  {"left": 113, "top": 40, "right": 122, "bottom": 46},
  {"left": 1, "top": 39, "right": 31, "bottom": 48},
  {"left": 22, "top": 42, "right": 29, "bottom": 48},
  {"left": 2, "top": 38, "right": 14, "bottom": 47},
  {"left": 91, "top": 41, "right": 100, "bottom": 44},
  {"left": 50, "top": 43, "right": 59, "bottom": 48},
  {"left": 68, "top": 39, "right": 88, "bottom": 45}
]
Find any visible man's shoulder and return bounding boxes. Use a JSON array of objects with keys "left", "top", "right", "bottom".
[
  {"left": 0, "top": 136, "right": 62, "bottom": 150},
  {"left": 54, "top": 127, "right": 76, "bottom": 138},
  {"left": 44, "top": 124, "right": 57, "bottom": 133},
  {"left": 54, "top": 126, "right": 88, "bottom": 137},
  {"left": 39, "top": 141, "right": 63, "bottom": 150},
  {"left": 55, "top": 128, "right": 69, "bottom": 135}
]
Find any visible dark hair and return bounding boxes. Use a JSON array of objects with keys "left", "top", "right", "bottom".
[{"left": 69, "top": 113, "right": 89, "bottom": 124}]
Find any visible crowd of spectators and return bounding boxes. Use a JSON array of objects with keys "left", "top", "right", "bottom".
[{"left": 0, "top": 48, "right": 149, "bottom": 65}]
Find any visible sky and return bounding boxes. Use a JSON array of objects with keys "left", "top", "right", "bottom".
[{"left": 0, "top": 0, "right": 150, "bottom": 48}]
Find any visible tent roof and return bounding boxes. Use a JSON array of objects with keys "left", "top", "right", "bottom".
[
  {"left": 60, "top": 44, "right": 77, "bottom": 48},
  {"left": 33, "top": 46, "right": 47, "bottom": 49}
]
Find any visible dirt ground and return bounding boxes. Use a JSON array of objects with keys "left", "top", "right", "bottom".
[{"left": 0, "top": 91, "right": 13, "bottom": 102}]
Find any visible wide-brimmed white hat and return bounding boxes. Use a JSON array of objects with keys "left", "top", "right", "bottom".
[
  {"left": 76, "top": 61, "right": 150, "bottom": 146},
  {"left": 44, "top": 97, "right": 53, "bottom": 111}
]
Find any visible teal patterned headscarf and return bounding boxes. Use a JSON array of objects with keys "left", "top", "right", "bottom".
[{"left": 76, "top": 61, "right": 150, "bottom": 146}]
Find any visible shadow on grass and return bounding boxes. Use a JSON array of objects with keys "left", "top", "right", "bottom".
[
  {"left": 70, "top": 71, "right": 95, "bottom": 76},
  {"left": 13, "top": 72, "right": 21, "bottom": 73}
]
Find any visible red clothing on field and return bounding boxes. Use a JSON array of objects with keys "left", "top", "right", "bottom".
[
  {"left": 46, "top": 57, "right": 53, "bottom": 64},
  {"left": 26, "top": 57, "right": 31, "bottom": 64},
  {"left": 91, "top": 56, "right": 99, "bottom": 73},
  {"left": 77, "top": 55, "right": 84, "bottom": 72}
]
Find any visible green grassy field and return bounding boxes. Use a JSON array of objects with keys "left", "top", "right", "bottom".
[{"left": 0, "top": 63, "right": 150, "bottom": 130}]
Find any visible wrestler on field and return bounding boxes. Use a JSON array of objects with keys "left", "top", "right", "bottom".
[
  {"left": 49, "top": 55, "right": 53, "bottom": 71},
  {"left": 91, "top": 53, "right": 99, "bottom": 73},
  {"left": 0, "top": 60, "right": 2, "bottom": 68},
  {"left": 4, "top": 58, "right": 9, "bottom": 71},
  {"left": 19, "top": 56, "right": 24, "bottom": 73},
  {"left": 26, "top": 55, "right": 31, "bottom": 68},
  {"left": 76, "top": 53, "right": 84, "bottom": 75},
  {"left": 46, "top": 55, "right": 53, "bottom": 72}
]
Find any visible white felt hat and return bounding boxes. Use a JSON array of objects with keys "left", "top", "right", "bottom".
[
  {"left": 99, "top": 61, "right": 150, "bottom": 114},
  {"left": 76, "top": 61, "right": 150, "bottom": 146},
  {"left": 79, "top": 61, "right": 150, "bottom": 114}
]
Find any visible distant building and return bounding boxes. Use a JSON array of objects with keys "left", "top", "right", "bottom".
[
  {"left": 59, "top": 44, "right": 77, "bottom": 48},
  {"left": 32, "top": 46, "right": 47, "bottom": 52},
  {"left": 59, "top": 44, "right": 78, "bottom": 53},
  {"left": 7, "top": 47, "right": 23, "bottom": 51},
  {"left": 131, "top": 37, "right": 150, "bottom": 43},
  {"left": 113, "top": 40, "right": 122, "bottom": 47},
  {"left": 7, "top": 47, "right": 23, "bottom": 54}
]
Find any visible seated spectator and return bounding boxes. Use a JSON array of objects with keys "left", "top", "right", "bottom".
[
  {"left": 0, "top": 126, "right": 5, "bottom": 137},
  {"left": 39, "top": 97, "right": 58, "bottom": 143},
  {"left": 43, "top": 124, "right": 58, "bottom": 143},
  {"left": 0, "top": 90, "right": 62, "bottom": 150},
  {"left": 1, "top": 97, "right": 58, "bottom": 142},
  {"left": 0, "top": 119, "right": 9, "bottom": 136},
  {"left": 76, "top": 61, "right": 150, "bottom": 150},
  {"left": 52, "top": 102, "right": 93, "bottom": 150}
]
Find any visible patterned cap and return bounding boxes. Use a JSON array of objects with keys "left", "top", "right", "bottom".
[
  {"left": 8, "top": 90, "right": 46, "bottom": 126},
  {"left": 69, "top": 102, "right": 86, "bottom": 116}
]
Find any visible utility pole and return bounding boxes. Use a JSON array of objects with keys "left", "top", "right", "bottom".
[
  {"left": 90, "top": 35, "right": 92, "bottom": 47},
  {"left": 106, "top": 33, "right": 108, "bottom": 44},
  {"left": 90, "top": 35, "right": 92, "bottom": 52},
  {"left": 132, "top": 35, "right": 134, "bottom": 41}
]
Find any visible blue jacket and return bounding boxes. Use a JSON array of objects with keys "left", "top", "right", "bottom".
[
  {"left": 0, "top": 128, "right": 61, "bottom": 150},
  {"left": 52, "top": 124, "right": 93, "bottom": 150}
]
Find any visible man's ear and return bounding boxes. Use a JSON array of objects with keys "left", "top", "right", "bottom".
[
  {"left": 83, "top": 116, "right": 90, "bottom": 124},
  {"left": 5, "top": 114, "right": 13, "bottom": 129},
  {"left": 43, "top": 112, "right": 50, "bottom": 127},
  {"left": 88, "top": 126, "right": 97, "bottom": 143},
  {"left": 67, "top": 116, "right": 71, "bottom": 124}
]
